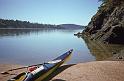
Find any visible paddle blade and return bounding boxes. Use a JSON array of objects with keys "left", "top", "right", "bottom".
[
  {"left": 1, "top": 71, "right": 10, "bottom": 75},
  {"left": 8, "top": 72, "right": 26, "bottom": 81}
]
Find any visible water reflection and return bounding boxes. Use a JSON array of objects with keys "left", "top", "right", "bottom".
[
  {"left": 0, "top": 29, "right": 94, "bottom": 65},
  {"left": 0, "top": 29, "right": 53, "bottom": 37},
  {"left": 1, "top": 29, "right": 123, "bottom": 64},
  {"left": 0, "top": 29, "right": 83, "bottom": 37},
  {"left": 82, "top": 35, "right": 124, "bottom": 60}
]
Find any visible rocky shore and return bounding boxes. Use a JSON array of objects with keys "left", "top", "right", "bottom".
[
  {"left": 82, "top": 0, "right": 124, "bottom": 44},
  {"left": 75, "top": 0, "right": 124, "bottom": 59},
  {"left": 0, "top": 61, "right": 124, "bottom": 81}
]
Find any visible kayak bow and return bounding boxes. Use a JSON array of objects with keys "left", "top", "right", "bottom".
[{"left": 8, "top": 49, "right": 73, "bottom": 81}]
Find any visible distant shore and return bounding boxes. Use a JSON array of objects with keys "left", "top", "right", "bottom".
[
  {"left": 0, "top": 61, "right": 124, "bottom": 81},
  {"left": 0, "top": 28, "right": 44, "bottom": 29}
]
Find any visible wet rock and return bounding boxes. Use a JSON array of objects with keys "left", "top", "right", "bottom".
[{"left": 118, "top": 57, "right": 123, "bottom": 59}]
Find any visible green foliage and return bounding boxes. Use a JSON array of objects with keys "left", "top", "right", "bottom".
[
  {"left": 98, "top": 0, "right": 107, "bottom": 3},
  {"left": 0, "top": 19, "right": 62, "bottom": 29},
  {"left": 98, "top": 0, "right": 105, "bottom": 2}
]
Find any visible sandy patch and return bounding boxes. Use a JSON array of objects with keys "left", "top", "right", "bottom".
[
  {"left": 51, "top": 61, "right": 124, "bottom": 81},
  {"left": 0, "top": 64, "right": 26, "bottom": 81},
  {"left": 0, "top": 61, "right": 124, "bottom": 81}
]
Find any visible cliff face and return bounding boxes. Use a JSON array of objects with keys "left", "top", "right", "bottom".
[{"left": 83, "top": 0, "right": 124, "bottom": 44}]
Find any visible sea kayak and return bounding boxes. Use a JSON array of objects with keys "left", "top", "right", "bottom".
[{"left": 8, "top": 49, "right": 73, "bottom": 81}]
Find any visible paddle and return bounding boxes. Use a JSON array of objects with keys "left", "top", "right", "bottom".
[
  {"left": 1, "top": 63, "right": 43, "bottom": 75},
  {"left": 8, "top": 72, "right": 26, "bottom": 81}
]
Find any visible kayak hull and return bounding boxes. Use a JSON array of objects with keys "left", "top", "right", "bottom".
[
  {"left": 25, "top": 49, "right": 73, "bottom": 81},
  {"left": 9, "top": 49, "right": 73, "bottom": 81}
]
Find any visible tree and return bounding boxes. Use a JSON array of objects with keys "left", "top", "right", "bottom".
[{"left": 98, "top": 0, "right": 107, "bottom": 2}]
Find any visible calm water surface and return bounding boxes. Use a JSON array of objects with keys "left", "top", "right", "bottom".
[{"left": 0, "top": 29, "right": 95, "bottom": 65}]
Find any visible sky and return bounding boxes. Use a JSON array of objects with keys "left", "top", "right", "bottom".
[{"left": 0, "top": 0, "right": 101, "bottom": 25}]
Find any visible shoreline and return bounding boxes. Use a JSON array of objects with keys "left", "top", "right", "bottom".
[{"left": 0, "top": 61, "right": 124, "bottom": 81}]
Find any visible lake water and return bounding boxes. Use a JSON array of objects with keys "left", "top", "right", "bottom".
[{"left": 0, "top": 29, "right": 95, "bottom": 65}]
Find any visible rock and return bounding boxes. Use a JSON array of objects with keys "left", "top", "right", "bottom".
[
  {"left": 112, "top": 52, "right": 117, "bottom": 54},
  {"left": 118, "top": 56, "right": 123, "bottom": 59},
  {"left": 83, "top": 0, "right": 124, "bottom": 44}
]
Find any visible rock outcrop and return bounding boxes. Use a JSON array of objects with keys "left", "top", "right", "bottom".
[{"left": 83, "top": 0, "right": 124, "bottom": 44}]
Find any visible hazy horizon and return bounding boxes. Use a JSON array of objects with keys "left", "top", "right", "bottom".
[{"left": 0, "top": 0, "right": 101, "bottom": 25}]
